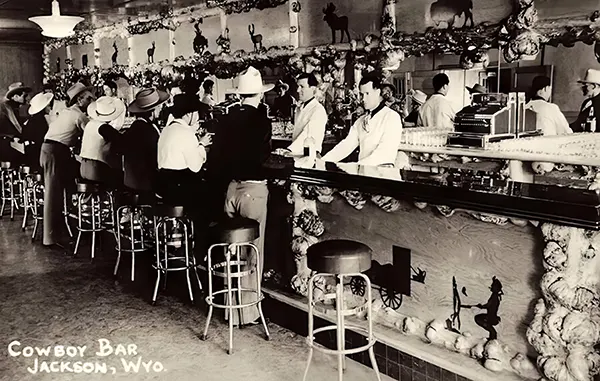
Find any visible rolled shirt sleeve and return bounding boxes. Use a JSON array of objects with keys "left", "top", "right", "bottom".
[
  {"left": 321, "top": 121, "right": 360, "bottom": 163},
  {"left": 184, "top": 139, "right": 207, "bottom": 173}
]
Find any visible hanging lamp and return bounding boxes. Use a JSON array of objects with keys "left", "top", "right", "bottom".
[{"left": 29, "top": 1, "right": 84, "bottom": 38}]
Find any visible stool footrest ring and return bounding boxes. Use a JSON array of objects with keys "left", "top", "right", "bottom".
[
  {"left": 307, "top": 325, "right": 377, "bottom": 355},
  {"left": 205, "top": 288, "right": 264, "bottom": 310}
]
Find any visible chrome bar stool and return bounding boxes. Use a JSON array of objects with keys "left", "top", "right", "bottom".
[
  {"left": 303, "top": 239, "right": 381, "bottom": 381},
  {"left": 152, "top": 204, "right": 202, "bottom": 305},
  {"left": 114, "top": 192, "right": 153, "bottom": 281},
  {"left": 16, "top": 165, "right": 30, "bottom": 210},
  {"left": 72, "top": 181, "right": 116, "bottom": 259},
  {"left": 0, "top": 161, "right": 18, "bottom": 220},
  {"left": 22, "top": 173, "right": 44, "bottom": 241},
  {"left": 202, "top": 217, "right": 270, "bottom": 355}
]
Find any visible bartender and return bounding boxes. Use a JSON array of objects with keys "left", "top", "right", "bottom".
[
  {"left": 321, "top": 73, "right": 403, "bottom": 166},
  {"left": 526, "top": 76, "right": 572, "bottom": 136},
  {"left": 571, "top": 68, "right": 600, "bottom": 132},
  {"left": 287, "top": 73, "right": 327, "bottom": 155},
  {"left": 417, "top": 73, "right": 456, "bottom": 129}
]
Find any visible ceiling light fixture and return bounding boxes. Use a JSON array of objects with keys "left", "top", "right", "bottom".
[{"left": 29, "top": 0, "right": 84, "bottom": 39}]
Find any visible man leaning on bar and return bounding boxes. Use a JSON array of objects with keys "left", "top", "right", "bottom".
[{"left": 321, "top": 73, "right": 403, "bottom": 167}]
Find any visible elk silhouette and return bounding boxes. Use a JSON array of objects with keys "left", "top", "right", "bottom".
[
  {"left": 82, "top": 54, "right": 88, "bottom": 68},
  {"left": 147, "top": 41, "right": 155, "bottom": 63},
  {"left": 193, "top": 19, "right": 209, "bottom": 54},
  {"left": 111, "top": 42, "right": 118, "bottom": 66},
  {"left": 430, "top": 0, "right": 474, "bottom": 29},
  {"left": 323, "top": 2, "right": 350, "bottom": 44},
  {"left": 248, "top": 24, "right": 263, "bottom": 51}
]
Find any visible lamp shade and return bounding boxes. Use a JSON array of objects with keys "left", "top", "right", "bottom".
[{"left": 28, "top": 1, "right": 84, "bottom": 38}]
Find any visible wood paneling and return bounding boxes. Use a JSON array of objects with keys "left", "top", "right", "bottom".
[
  {"left": 0, "top": 43, "right": 43, "bottom": 99},
  {"left": 314, "top": 197, "right": 544, "bottom": 357}
]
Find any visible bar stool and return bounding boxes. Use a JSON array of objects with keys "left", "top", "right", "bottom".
[
  {"left": 22, "top": 173, "right": 44, "bottom": 241},
  {"left": 0, "top": 161, "right": 18, "bottom": 220},
  {"left": 73, "top": 180, "right": 116, "bottom": 259},
  {"left": 16, "top": 165, "right": 30, "bottom": 210},
  {"left": 114, "top": 192, "right": 153, "bottom": 281},
  {"left": 152, "top": 204, "right": 202, "bottom": 305},
  {"left": 202, "top": 217, "right": 270, "bottom": 355},
  {"left": 303, "top": 239, "right": 381, "bottom": 381}
]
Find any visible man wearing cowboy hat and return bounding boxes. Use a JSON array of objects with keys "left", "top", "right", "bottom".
[
  {"left": 571, "top": 68, "right": 600, "bottom": 132},
  {"left": 79, "top": 96, "right": 127, "bottom": 186},
  {"left": 0, "top": 82, "right": 31, "bottom": 161},
  {"left": 207, "top": 66, "right": 274, "bottom": 326},
  {"left": 272, "top": 79, "right": 296, "bottom": 120},
  {"left": 466, "top": 83, "right": 486, "bottom": 96},
  {"left": 287, "top": 73, "right": 327, "bottom": 156},
  {"left": 23, "top": 92, "right": 54, "bottom": 171},
  {"left": 101, "top": 87, "right": 169, "bottom": 193},
  {"left": 404, "top": 89, "right": 427, "bottom": 127},
  {"left": 40, "top": 82, "right": 95, "bottom": 249}
]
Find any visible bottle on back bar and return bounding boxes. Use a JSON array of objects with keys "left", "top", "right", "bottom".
[{"left": 303, "top": 136, "right": 316, "bottom": 158}]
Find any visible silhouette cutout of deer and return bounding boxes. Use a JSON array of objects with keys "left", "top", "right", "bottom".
[
  {"left": 111, "top": 42, "right": 118, "bottom": 66},
  {"left": 193, "top": 19, "right": 209, "bottom": 55},
  {"left": 248, "top": 24, "right": 263, "bottom": 51},
  {"left": 430, "top": 0, "right": 474, "bottom": 29},
  {"left": 82, "top": 54, "right": 88, "bottom": 68},
  {"left": 147, "top": 41, "right": 155, "bottom": 63},
  {"left": 56, "top": 57, "right": 61, "bottom": 73},
  {"left": 323, "top": 3, "right": 350, "bottom": 44}
]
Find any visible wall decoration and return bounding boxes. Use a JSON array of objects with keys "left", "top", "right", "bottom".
[
  {"left": 56, "top": 58, "right": 60, "bottom": 73},
  {"left": 147, "top": 41, "right": 156, "bottom": 63},
  {"left": 82, "top": 54, "right": 88, "bottom": 68},
  {"left": 248, "top": 23, "right": 264, "bottom": 51},
  {"left": 111, "top": 42, "right": 118, "bottom": 66},
  {"left": 463, "top": 277, "right": 503, "bottom": 341},
  {"left": 429, "top": 0, "right": 475, "bottom": 29},
  {"left": 207, "top": 0, "right": 288, "bottom": 14},
  {"left": 322, "top": 2, "right": 351, "bottom": 43},
  {"left": 193, "top": 20, "right": 209, "bottom": 54}
]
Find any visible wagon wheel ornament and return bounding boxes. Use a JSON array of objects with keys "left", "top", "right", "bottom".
[
  {"left": 350, "top": 277, "right": 366, "bottom": 296},
  {"left": 380, "top": 288, "right": 403, "bottom": 310}
]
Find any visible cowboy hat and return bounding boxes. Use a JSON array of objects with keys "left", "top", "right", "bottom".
[
  {"left": 466, "top": 83, "right": 486, "bottom": 94},
  {"left": 6, "top": 82, "right": 32, "bottom": 99},
  {"left": 411, "top": 90, "right": 427, "bottom": 105},
  {"left": 228, "top": 66, "right": 274, "bottom": 95},
  {"left": 88, "top": 96, "right": 126, "bottom": 123},
  {"left": 28, "top": 92, "right": 54, "bottom": 116},
  {"left": 66, "top": 82, "right": 93, "bottom": 107},
  {"left": 128, "top": 88, "right": 169, "bottom": 114},
  {"left": 381, "top": 83, "right": 396, "bottom": 93},
  {"left": 578, "top": 69, "right": 600, "bottom": 85}
]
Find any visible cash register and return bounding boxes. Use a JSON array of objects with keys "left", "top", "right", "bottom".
[{"left": 447, "top": 92, "right": 539, "bottom": 149}]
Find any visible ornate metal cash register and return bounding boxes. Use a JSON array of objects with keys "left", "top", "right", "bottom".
[{"left": 447, "top": 92, "right": 539, "bottom": 149}]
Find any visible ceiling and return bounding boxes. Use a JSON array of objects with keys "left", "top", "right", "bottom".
[{"left": 0, "top": 0, "right": 209, "bottom": 28}]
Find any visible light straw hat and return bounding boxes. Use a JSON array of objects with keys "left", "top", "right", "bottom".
[
  {"left": 578, "top": 69, "right": 600, "bottom": 85},
  {"left": 228, "top": 66, "right": 274, "bottom": 94},
  {"left": 411, "top": 90, "right": 427, "bottom": 105},
  {"left": 88, "top": 96, "right": 126, "bottom": 123},
  {"left": 28, "top": 92, "right": 54, "bottom": 115}
]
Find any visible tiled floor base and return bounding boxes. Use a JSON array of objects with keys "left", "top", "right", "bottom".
[{"left": 263, "top": 296, "right": 471, "bottom": 381}]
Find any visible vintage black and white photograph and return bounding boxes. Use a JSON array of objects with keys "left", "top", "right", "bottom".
[{"left": 0, "top": 0, "right": 600, "bottom": 380}]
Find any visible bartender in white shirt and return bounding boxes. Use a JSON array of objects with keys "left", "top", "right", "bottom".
[
  {"left": 526, "top": 76, "right": 572, "bottom": 136},
  {"left": 417, "top": 73, "right": 456, "bottom": 129},
  {"left": 321, "top": 73, "right": 403, "bottom": 166},
  {"left": 287, "top": 73, "right": 327, "bottom": 155}
]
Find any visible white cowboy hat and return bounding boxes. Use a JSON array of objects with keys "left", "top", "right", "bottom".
[
  {"left": 228, "top": 66, "right": 274, "bottom": 95},
  {"left": 578, "top": 69, "right": 600, "bottom": 85},
  {"left": 6, "top": 82, "right": 32, "bottom": 99},
  {"left": 28, "top": 92, "right": 54, "bottom": 115},
  {"left": 88, "top": 96, "right": 126, "bottom": 123},
  {"left": 411, "top": 90, "right": 427, "bottom": 105},
  {"left": 66, "top": 82, "right": 93, "bottom": 107}
]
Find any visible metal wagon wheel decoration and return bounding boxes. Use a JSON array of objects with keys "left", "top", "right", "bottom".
[
  {"left": 379, "top": 288, "right": 403, "bottom": 310},
  {"left": 350, "top": 277, "right": 366, "bottom": 296}
]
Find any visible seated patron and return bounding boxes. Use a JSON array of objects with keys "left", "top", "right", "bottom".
[
  {"left": 417, "top": 73, "right": 456, "bottom": 129},
  {"left": 322, "top": 73, "right": 403, "bottom": 167},
  {"left": 526, "top": 76, "right": 572, "bottom": 136},
  {"left": 404, "top": 90, "right": 427, "bottom": 127}
]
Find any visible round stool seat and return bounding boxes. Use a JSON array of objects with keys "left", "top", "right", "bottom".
[
  {"left": 76, "top": 181, "right": 102, "bottom": 193},
  {"left": 213, "top": 217, "right": 259, "bottom": 244},
  {"left": 19, "top": 165, "right": 31, "bottom": 175},
  {"left": 307, "top": 239, "right": 372, "bottom": 274},
  {"left": 156, "top": 204, "right": 185, "bottom": 218},
  {"left": 1, "top": 161, "right": 11, "bottom": 170}
]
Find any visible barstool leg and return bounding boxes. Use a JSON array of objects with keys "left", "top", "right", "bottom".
[
  {"left": 364, "top": 275, "right": 382, "bottom": 381},
  {"left": 226, "top": 250, "right": 234, "bottom": 354},
  {"left": 202, "top": 245, "right": 215, "bottom": 341},
  {"left": 114, "top": 207, "right": 123, "bottom": 277},
  {"left": 21, "top": 188, "right": 28, "bottom": 230},
  {"left": 91, "top": 196, "right": 98, "bottom": 260},
  {"left": 152, "top": 218, "right": 161, "bottom": 305},
  {"left": 336, "top": 275, "right": 344, "bottom": 380},
  {"left": 9, "top": 176, "right": 14, "bottom": 220},
  {"left": 183, "top": 223, "right": 195, "bottom": 303},
  {"left": 130, "top": 210, "right": 136, "bottom": 281},
  {"left": 302, "top": 274, "right": 316, "bottom": 381},
  {"left": 234, "top": 245, "right": 244, "bottom": 326},
  {"left": 0, "top": 175, "right": 6, "bottom": 218},
  {"left": 251, "top": 245, "right": 270, "bottom": 340},
  {"left": 63, "top": 189, "right": 73, "bottom": 238}
]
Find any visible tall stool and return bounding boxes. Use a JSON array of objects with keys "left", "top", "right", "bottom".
[
  {"left": 0, "top": 161, "right": 17, "bottom": 220},
  {"left": 114, "top": 192, "right": 153, "bottom": 281},
  {"left": 202, "top": 217, "right": 270, "bottom": 355},
  {"left": 16, "top": 165, "right": 30, "bottom": 210},
  {"left": 152, "top": 204, "right": 202, "bottom": 305},
  {"left": 303, "top": 239, "right": 381, "bottom": 381},
  {"left": 22, "top": 173, "right": 44, "bottom": 241},
  {"left": 73, "top": 181, "right": 116, "bottom": 259}
]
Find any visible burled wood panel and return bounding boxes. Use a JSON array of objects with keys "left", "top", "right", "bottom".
[{"left": 317, "top": 196, "right": 543, "bottom": 357}]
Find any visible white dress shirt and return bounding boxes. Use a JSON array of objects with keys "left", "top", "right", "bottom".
[
  {"left": 288, "top": 97, "right": 327, "bottom": 154},
  {"left": 526, "top": 98, "right": 573, "bottom": 136},
  {"left": 45, "top": 105, "right": 88, "bottom": 147},
  {"left": 417, "top": 93, "right": 456, "bottom": 129},
  {"left": 157, "top": 119, "right": 206, "bottom": 173},
  {"left": 322, "top": 105, "right": 403, "bottom": 166}
]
